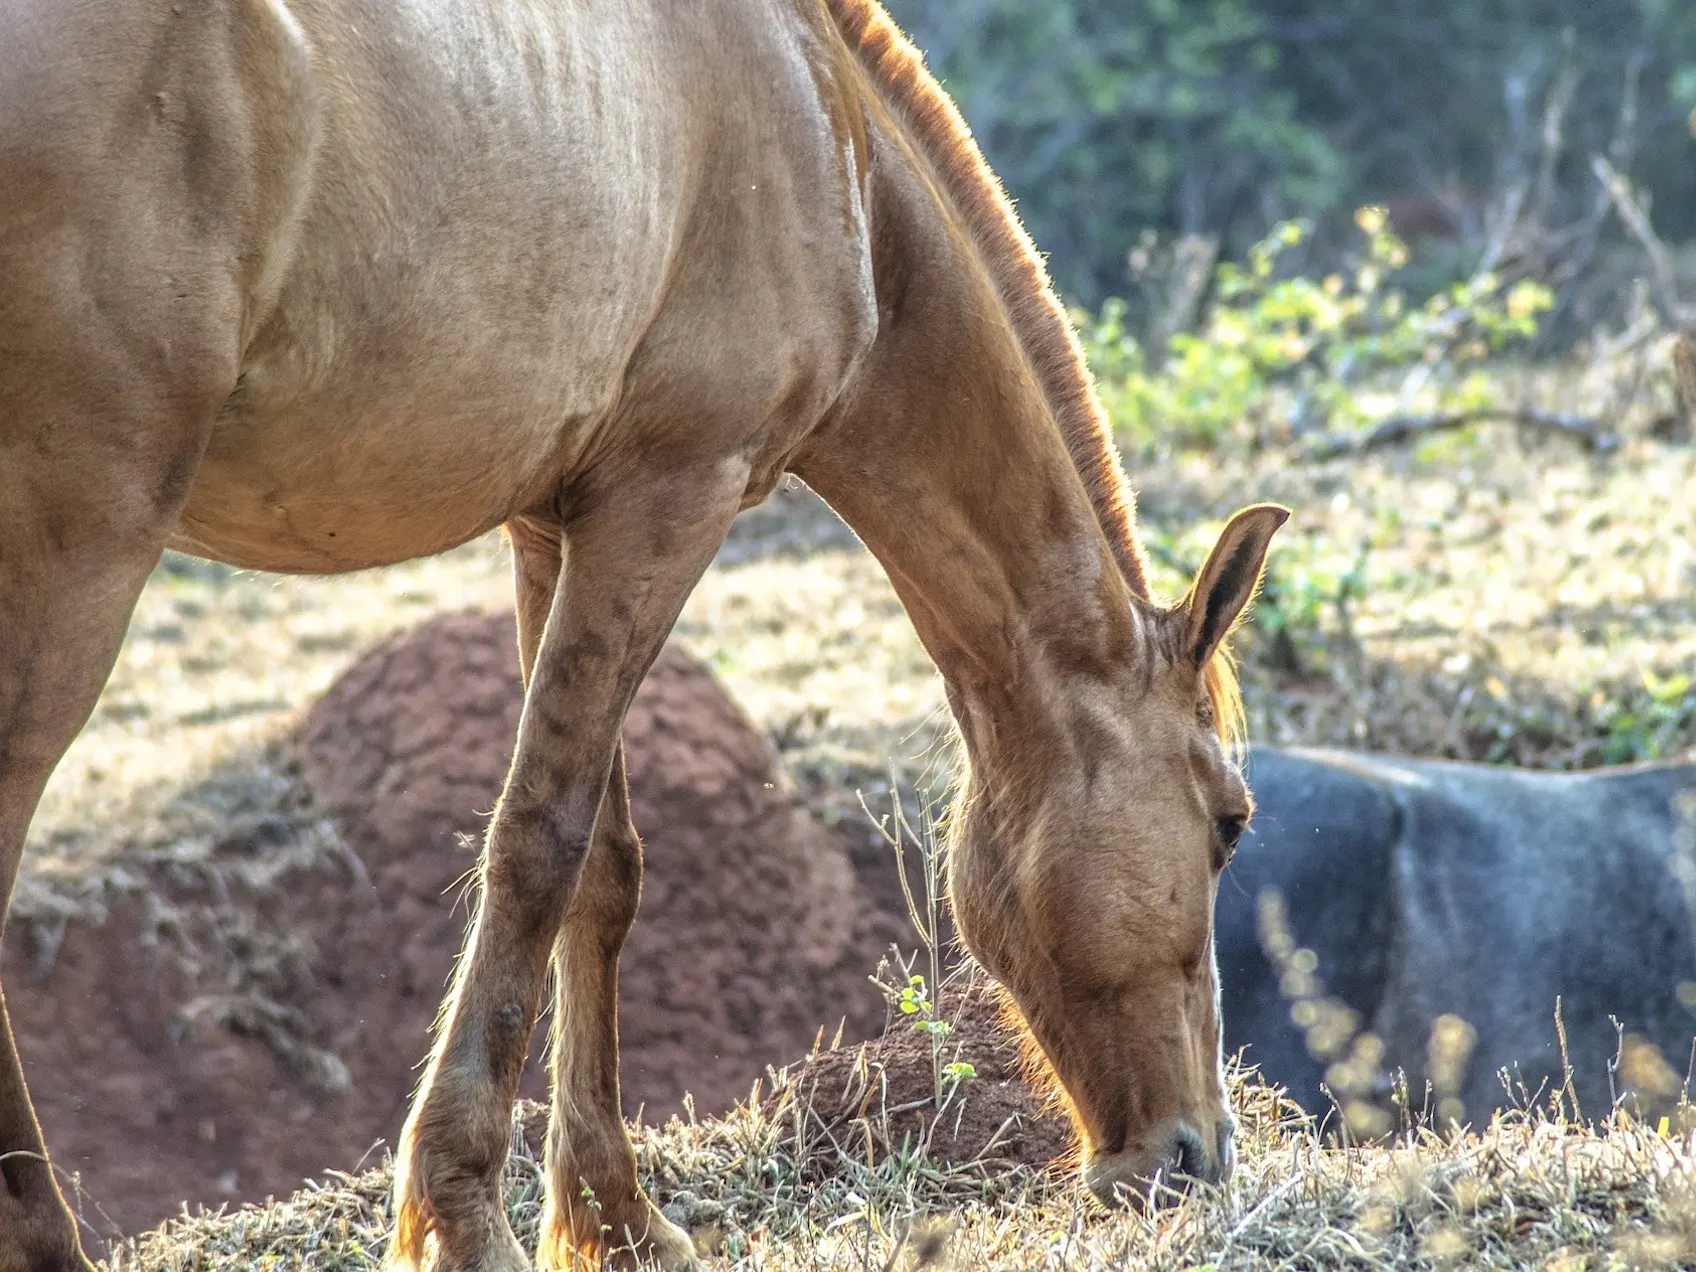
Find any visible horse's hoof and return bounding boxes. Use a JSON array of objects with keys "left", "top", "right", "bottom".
[
  {"left": 0, "top": 1242, "right": 95, "bottom": 1272},
  {"left": 537, "top": 1201, "right": 700, "bottom": 1271},
  {"left": 623, "top": 1210, "right": 701, "bottom": 1271}
]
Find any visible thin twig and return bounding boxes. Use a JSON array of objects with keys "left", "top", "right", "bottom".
[
  {"left": 1672, "top": 333, "right": 1696, "bottom": 429},
  {"left": 1592, "top": 155, "right": 1689, "bottom": 328}
]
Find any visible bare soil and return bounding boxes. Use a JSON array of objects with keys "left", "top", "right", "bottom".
[
  {"left": 292, "top": 609, "right": 904, "bottom": 1120},
  {"left": 7, "top": 870, "right": 362, "bottom": 1246},
  {"left": 765, "top": 969, "right": 1074, "bottom": 1171}
]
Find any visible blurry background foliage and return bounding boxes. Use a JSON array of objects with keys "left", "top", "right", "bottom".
[
  {"left": 887, "top": 0, "right": 1696, "bottom": 317},
  {"left": 1080, "top": 211, "right": 1555, "bottom": 455}
]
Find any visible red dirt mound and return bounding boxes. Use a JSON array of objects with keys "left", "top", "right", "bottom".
[
  {"left": 8, "top": 611, "right": 900, "bottom": 1245},
  {"left": 292, "top": 609, "right": 900, "bottom": 1119},
  {"left": 767, "top": 970, "right": 1074, "bottom": 1170}
]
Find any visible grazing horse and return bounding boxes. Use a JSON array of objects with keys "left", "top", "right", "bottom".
[
  {"left": 1218, "top": 747, "right": 1696, "bottom": 1123},
  {"left": 0, "top": 0, "right": 1285, "bottom": 1267}
]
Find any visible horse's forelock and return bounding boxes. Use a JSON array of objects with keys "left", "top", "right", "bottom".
[{"left": 1204, "top": 649, "right": 1246, "bottom": 759}]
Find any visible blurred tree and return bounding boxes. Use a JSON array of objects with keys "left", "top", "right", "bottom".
[
  {"left": 885, "top": 0, "right": 1696, "bottom": 307},
  {"left": 1258, "top": 0, "right": 1696, "bottom": 236},
  {"left": 888, "top": 0, "right": 1346, "bottom": 303}
]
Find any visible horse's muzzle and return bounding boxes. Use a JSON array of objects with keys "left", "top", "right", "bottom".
[{"left": 1082, "top": 1114, "right": 1237, "bottom": 1208}]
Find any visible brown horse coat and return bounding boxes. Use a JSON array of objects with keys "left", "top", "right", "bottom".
[{"left": 0, "top": 2, "right": 1283, "bottom": 1268}]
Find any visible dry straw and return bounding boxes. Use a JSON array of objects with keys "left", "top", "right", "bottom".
[{"left": 105, "top": 1052, "right": 1696, "bottom": 1271}]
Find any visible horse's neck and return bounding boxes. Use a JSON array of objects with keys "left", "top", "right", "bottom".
[{"left": 793, "top": 137, "right": 1138, "bottom": 768}]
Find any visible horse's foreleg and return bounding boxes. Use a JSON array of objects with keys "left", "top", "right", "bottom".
[
  {"left": 537, "top": 745, "right": 693, "bottom": 1270},
  {"left": 501, "top": 519, "right": 694, "bottom": 1271},
  {"left": 0, "top": 397, "right": 221, "bottom": 1271},
  {"left": 0, "top": 517, "right": 200, "bottom": 1272},
  {"left": 389, "top": 462, "right": 744, "bottom": 1272}
]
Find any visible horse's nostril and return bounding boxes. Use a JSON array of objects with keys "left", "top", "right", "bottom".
[
  {"left": 1169, "top": 1124, "right": 1208, "bottom": 1181},
  {"left": 1085, "top": 1120, "right": 1231, "bottom": 1209}
]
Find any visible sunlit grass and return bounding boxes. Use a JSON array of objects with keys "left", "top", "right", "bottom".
[{"left": 107, "top": 1077, "right": 1696, "bottom": 1270}]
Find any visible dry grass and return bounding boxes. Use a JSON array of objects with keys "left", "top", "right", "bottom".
[
  {"left": 1193, "top": 438, "right": 1696, "bottom": 771},
  {"left": 106, "top": 1069, "right": 1696, "bottom": 1270}
]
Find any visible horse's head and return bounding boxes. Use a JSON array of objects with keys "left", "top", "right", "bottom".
[{"left": 947, "top": 504, "right": 1286, "bottom": 1207}]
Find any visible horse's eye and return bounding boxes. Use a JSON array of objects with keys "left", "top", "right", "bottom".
[{"left": 1215, "top": 814, "right": 1248, "bottom": 858}]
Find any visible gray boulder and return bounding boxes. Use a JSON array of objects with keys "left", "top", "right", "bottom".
[{"left": 1219, "top": 747, "right": 1696, "bottom": 1125}]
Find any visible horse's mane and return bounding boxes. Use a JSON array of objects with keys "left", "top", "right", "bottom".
[
  {"left": 824, "top": 0, "right": 1243, "bottom": 750},
  {"left": 824, "top": 0, "right": 1145, "bottom": 596}
]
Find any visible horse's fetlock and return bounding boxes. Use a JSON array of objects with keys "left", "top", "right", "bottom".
[
  {"left": 539, "top": 1186, "right": 699, "bottom": 1272},
  {"left": 412, "top": 1092, "right": 511, "bottom": 1186},
  {"left": 549, "top": 1142, "right": 633, "bottom": 1207}
]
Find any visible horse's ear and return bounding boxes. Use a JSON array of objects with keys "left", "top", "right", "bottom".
[{"left": 1182, "top": 503, "right": 1289, "bottom": 667}]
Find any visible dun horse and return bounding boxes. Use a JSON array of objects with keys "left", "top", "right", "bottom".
[{"left": 0, "top": 0, "right": 1284, "bottom": 1267}]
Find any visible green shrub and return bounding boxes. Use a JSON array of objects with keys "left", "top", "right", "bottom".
[
  {"left": 1596, "top": 669, "right": 1696, "bottom": 763},
  {"left": 1080, "top": 209, "right": 1554, "bottom": 455}
]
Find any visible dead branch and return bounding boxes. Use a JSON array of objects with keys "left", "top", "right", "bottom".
[
  {"left": 1303, "top": 407, "right": 1620, "bottom": 461},
  {"left": 1154, "top": 234, "right": 1219, "bottom": 358},
  {"left": 1527, "top": 62, "right": 1581, "bottom": 230},
  {"left": 1592, "top": 155, "right": 1690, "bottom": 328}
]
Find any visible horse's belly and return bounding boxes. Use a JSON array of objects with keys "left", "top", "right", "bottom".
[
  {"left": 171, "top": 436, "right": 536, "bottom": 574},
  {"left": 171, "top": 342, "right": 620, "bottom": 573},
  {"left": 168, "top": 498, "right": 500, "bottom": 574}
]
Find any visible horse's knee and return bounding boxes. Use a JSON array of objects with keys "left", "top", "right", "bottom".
[{"left": 483, "top": 801, "right": 596, "bottom": 930}]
